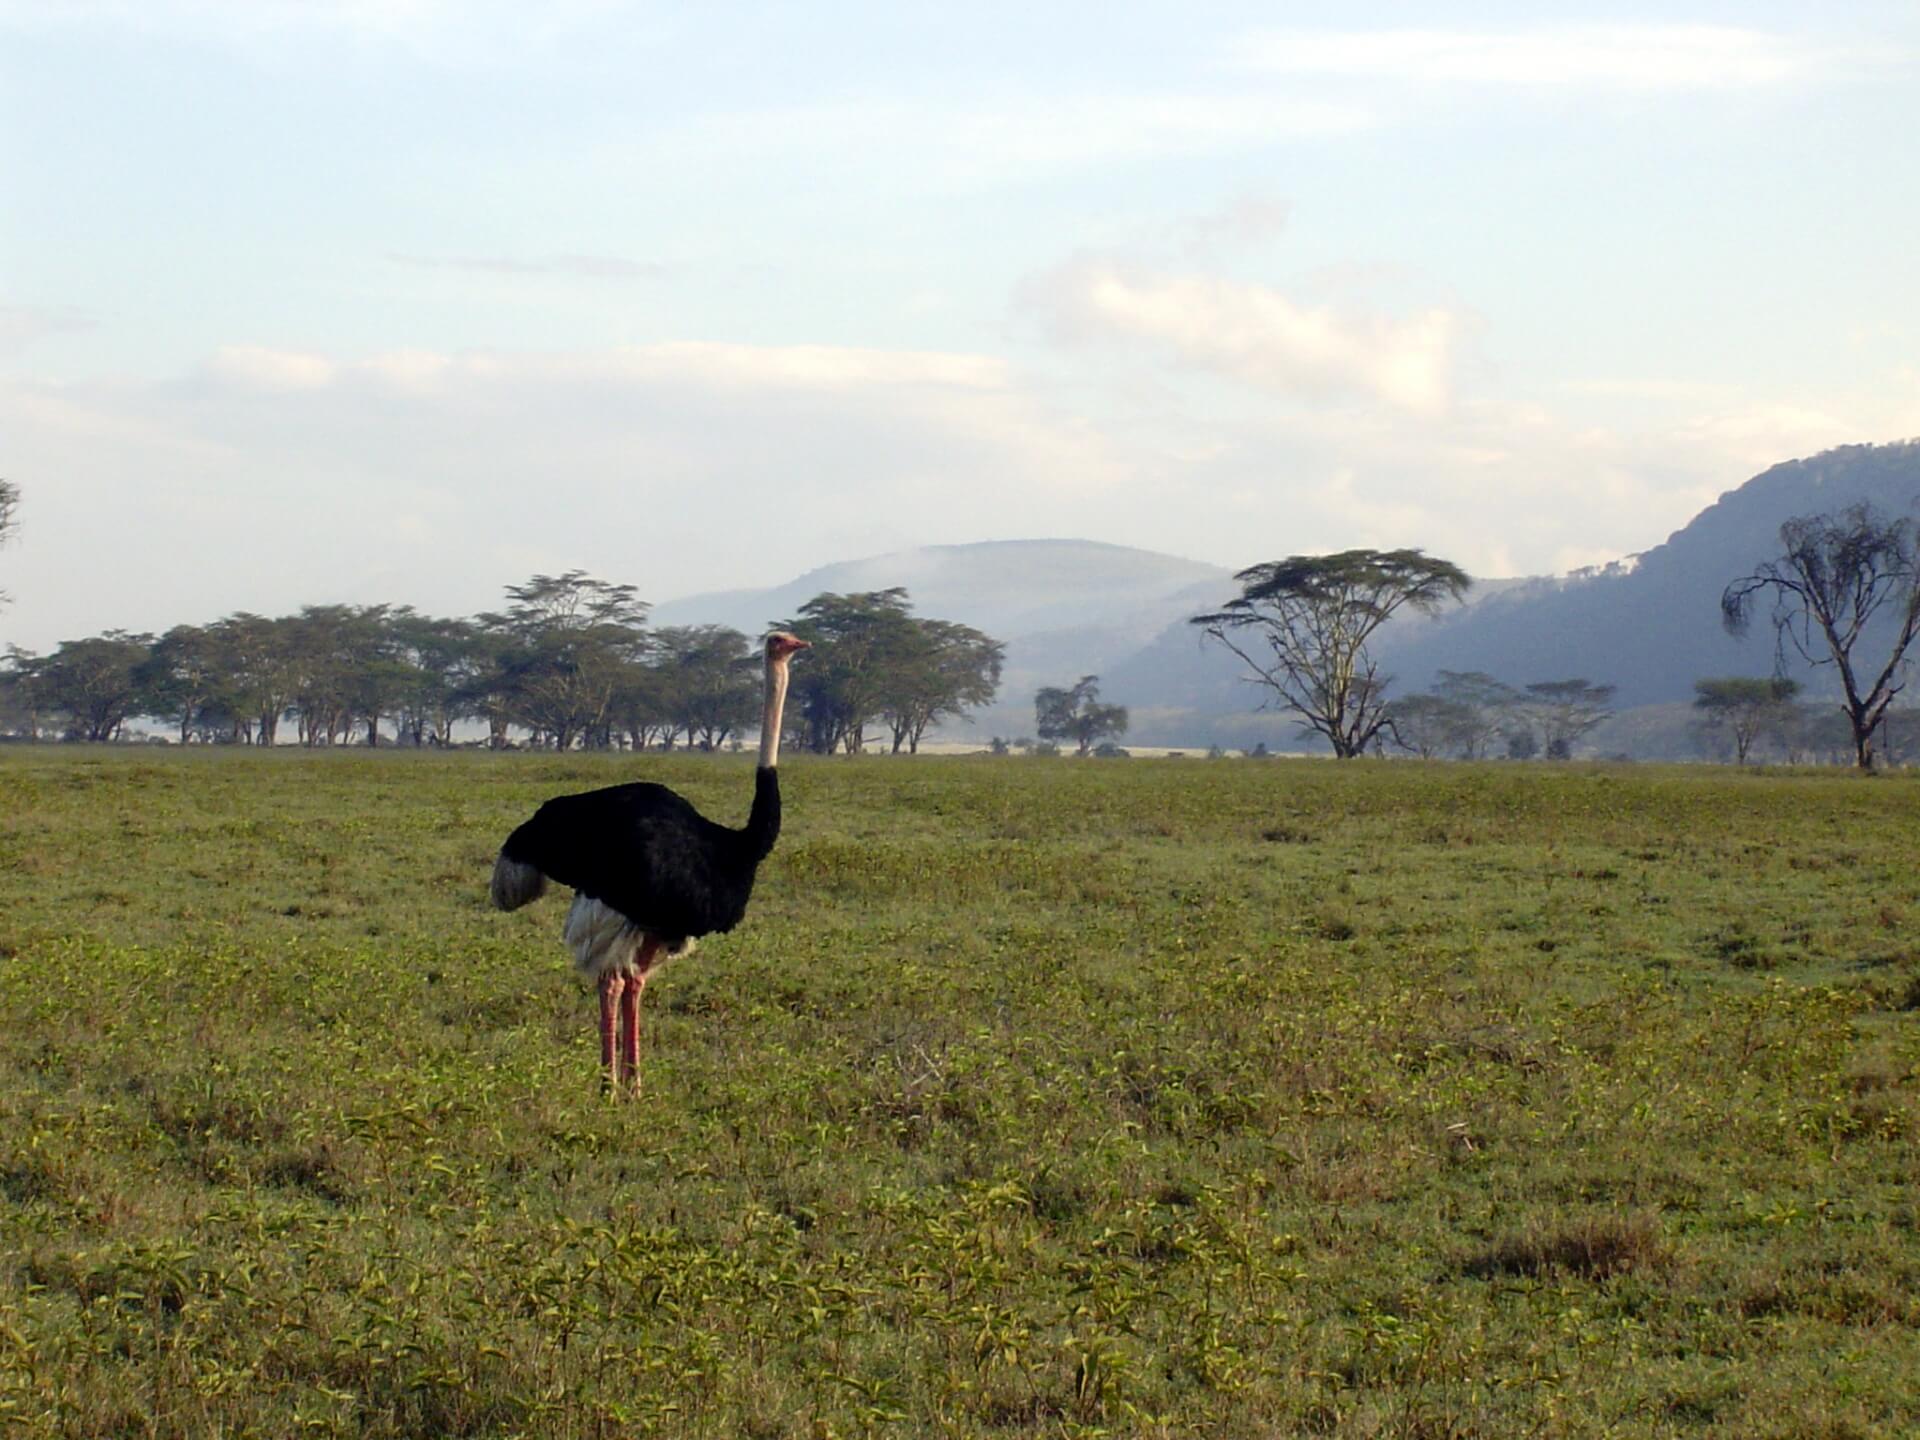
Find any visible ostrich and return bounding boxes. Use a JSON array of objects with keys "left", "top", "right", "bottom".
[{"left": 489, "top": 631, "right": 810, "bottom": 1094}]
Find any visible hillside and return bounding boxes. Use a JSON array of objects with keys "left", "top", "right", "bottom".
[
  {"left": 1380, "top": 441, "right": 1920, "bottom": 706},
  {"left": 1107, "top": 441, "right": 1920, "bottom": 746},
  {"left": 651, "top": 442, "right": 1920, "bottom": 751}
]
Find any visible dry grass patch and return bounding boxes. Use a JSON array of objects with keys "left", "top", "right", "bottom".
[{"left": 1461, "top": 1210, "right": 1668, "bottom": 1282}]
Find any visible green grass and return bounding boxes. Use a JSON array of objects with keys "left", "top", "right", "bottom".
[{"left": 1, "top": 748, "right": 1918, "bottom": 1438}]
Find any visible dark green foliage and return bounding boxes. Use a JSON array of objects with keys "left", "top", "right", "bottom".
[
  {"left": 647, "top": 624, "right": 760, "bottom": 750},
  {"left": 479, "top": 570, "right": 653, "bottom": 750},
  {"left": 782, "top": 590, "right": 1004, "bottom": 754},
  {"left": 13, "top": 631, "right": 154, "bottom": 741},
  {"left": 2, "top": 576, "right": 1003, "bottom": 757},
  {"left": 1034, "top": 674, "right": 1128, "bottom": 755}
]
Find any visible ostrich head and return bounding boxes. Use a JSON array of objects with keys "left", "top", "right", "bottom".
[
  {"left": 758, "top": 633, "right": 808, "bottom": 768},
  {"left": 764, "top": 631, "right": 810, "bottom": 664}
]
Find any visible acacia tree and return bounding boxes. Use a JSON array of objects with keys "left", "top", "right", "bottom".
[
  {"left": 0, "top": 478, "right": 17, "bottom": 607},
  {"left": 0, "top": 646, "right": 43, "bottom": 737},
  {"left": 1693, "top": 676, "right": 1802, "bottom": 765},
  {"left": 1431, "top": 671, "right": 1519, "bottom": 759},
  {"left": 608, "top": 651, "right": 673, "bottom": 751},
  {"left": 462, "top": 626, "right": 524, "bottom": 750},
  {"left": 482, "top": 572, "right": 650, "bottom": 749},
  {"left": 389, "top": 613, "right": 487, "bottom": 747},
  {"left": 1722, "top": 503, "right": 1920, "bottom": 770},
  {"left": 879, "top": 619, "right": 1004, "bottom": 754},
  {"left": 283, "top": 605, "right": 407, "bottom": 746},
  {"left": 783, "top": 589, "right": 922, "bottom": 754},
  {"left": 139, "top": 625, "right": 227, "bottom": 743},
  {"left": 1520, "top": 679, "right": 1616, "bottom": 760},
  {"left": 652, "top": 625, "right": 758, "bottom": 750},
  {"left": 210, "top": 613, "right": 299, "bottom": 744},
  {"left": 1192, "top": 549, "right": 1471, "bottom": 759},
  {"left": 35, "top": 632, "right": 154, "bottom": 740},
  {"left": 1034, "top": 675, "right": 1128, "bottom": 756},
  {"left": 1384, "top": 693, "right": 1472, "bottom": 759}
]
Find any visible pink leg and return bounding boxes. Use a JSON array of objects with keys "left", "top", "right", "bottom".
[
  {"left": 620, "top": 938, "right": 666, "bottom": 1097},
  {"left": 598, "top": 971, "right": 627, "bottom": 1095},
  {"left": 619, "top": 973, "right": 643, "bottom": 1093}
]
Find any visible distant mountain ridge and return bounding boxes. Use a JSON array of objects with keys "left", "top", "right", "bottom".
[
  {"left": 652, "top": 442, "right": 1920, "bottom": 751},
  {"left": 1378, "top": 440, "right": 1920, "bottom": 706},
  {"left": 653, "top": 539, "right": 1230, "bottom": 639},
  {"left": 654, "top": 540, "right": 1233, "bottom": 740}
]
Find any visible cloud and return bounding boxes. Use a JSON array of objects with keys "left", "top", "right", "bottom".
[
  {"left": 1230, "top": 24, "right": 1853, "bottom": 92},
  {"left": 614, "top": 343, "right": 1010, "bottom": 393},
  {"left": 199, "top": 342, "right": 1015, "bottom": 396},
  {"left": 1027, "top": 259, "right": 1459, "bottom": 415}
]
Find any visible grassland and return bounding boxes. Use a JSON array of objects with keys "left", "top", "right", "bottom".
[{"left": 1, "top": 747, "right": 1917, "bottom": 1438}]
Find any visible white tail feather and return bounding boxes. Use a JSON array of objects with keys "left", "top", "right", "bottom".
[{"left": 563, "top": 894, "right": 694, "bottom": 978}]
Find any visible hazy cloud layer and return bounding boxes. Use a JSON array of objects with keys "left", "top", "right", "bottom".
[
  {"left": 11, "top": 328, "right": 1907, "bottom": 651},
  {"left": 0, "top": 342, "right": 1138, "bottom": 645}
]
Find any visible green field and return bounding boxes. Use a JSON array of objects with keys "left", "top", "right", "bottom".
[{"left": 1, "top": 749, "right": 1917, "bottom": 1438}]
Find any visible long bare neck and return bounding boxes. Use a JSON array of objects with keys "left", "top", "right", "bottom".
[{"left": 758, "top": 658, "right": 791, "bottom": 768}]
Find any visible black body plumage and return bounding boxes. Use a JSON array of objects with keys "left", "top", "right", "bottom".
[{"left": 496, "top": 767, "right": 781, "bottom": 944}]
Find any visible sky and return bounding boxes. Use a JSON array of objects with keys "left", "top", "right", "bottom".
[{"left": 3, "top": 0, "right": 1918, "bottom": 650}]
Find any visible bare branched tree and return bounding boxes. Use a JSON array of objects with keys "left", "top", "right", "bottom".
[{"left": 1722, "top": 503, "right": 1920, "bottom": 769}]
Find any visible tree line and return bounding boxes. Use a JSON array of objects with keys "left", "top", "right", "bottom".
[
  {"left": 1384, "top": 674, "right": 1617, "bottom": 760},
  {"left": 0, "top": 574, "right": 1004, "bottom": 753},
  {"left": 5, "top": 474, "right": 1915, "bottom": 767}
]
